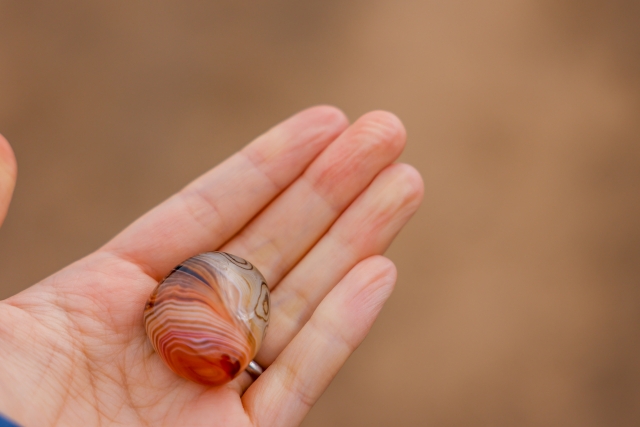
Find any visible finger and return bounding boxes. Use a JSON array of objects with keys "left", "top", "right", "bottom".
[
  {"left": 226, "top": 371, "right": 254, "bottom": 395},
  {"left": 242, "top": 256, "right": 397, "bottom": 427},
  {"left": 102, "top": 106, "right": 349, "bottom": 279},
  {"left": 256, "top": 163, "right": 423, "bottom": 366},
  {"left": 0, "top": 134, "right": 17, "bottom": 228},
  {"left": 222, "top": 111, "right": 406, "bottom": 286}
]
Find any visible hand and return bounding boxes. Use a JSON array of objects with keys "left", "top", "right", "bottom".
[{"left": 0, "top": 107, "right": 423, "bottom": 427}]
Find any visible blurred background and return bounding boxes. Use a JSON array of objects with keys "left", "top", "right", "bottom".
[{"left": 1, "top": 1, "right": 639, "bottom": 425}]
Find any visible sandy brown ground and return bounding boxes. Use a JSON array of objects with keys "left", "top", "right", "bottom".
[{"left": 1, "top": 1, "right": 639, "bottom": 426}]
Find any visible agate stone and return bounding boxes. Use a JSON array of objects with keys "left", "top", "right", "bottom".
[{"left": 144, "top": 252, "right": 269, "bottom": 386}]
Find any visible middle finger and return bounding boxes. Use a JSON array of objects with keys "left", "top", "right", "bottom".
[{"left": 221, "top": 111, "right": 405, "bottom": 286}]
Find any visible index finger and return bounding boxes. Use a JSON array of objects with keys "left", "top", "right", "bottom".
[{"left": 102, "top": 106, "right": 348, "bottom": 280}]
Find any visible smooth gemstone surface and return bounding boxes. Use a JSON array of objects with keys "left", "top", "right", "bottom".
[{"left": 144, "top": 252, "right": 269, "bottom": 386}]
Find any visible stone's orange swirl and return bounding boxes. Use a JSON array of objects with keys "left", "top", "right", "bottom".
[{"left": 144, "top": 252, "right": 269, "bottom": 386}]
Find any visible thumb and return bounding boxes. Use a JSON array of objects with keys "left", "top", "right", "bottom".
[{"left": 0, "top": 134, "right": 17, "bottom": 228}]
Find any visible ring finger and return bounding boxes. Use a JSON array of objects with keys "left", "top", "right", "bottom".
[{"left": 256, "top": 162, "right": 423, "bottom": 367}]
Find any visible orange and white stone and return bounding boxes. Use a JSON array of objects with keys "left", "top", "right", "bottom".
[{"left": 144, "top": 252, "right": 269, "bottom": 386}]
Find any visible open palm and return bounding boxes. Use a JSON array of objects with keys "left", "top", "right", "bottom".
[{"left": 0, "top": 107, "right": 423, "bottom": 427}]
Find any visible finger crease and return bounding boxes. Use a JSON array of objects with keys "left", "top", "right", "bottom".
[{"left": 239, "top": 150, "right": 284, "bottom": 192}]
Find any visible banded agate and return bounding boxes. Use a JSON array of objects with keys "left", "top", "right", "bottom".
[{"left": 144, "top": 252, "right": 269, "bottom": 386}]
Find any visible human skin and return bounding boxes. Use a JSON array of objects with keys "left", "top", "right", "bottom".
[{"left": 0, "top": 107, "right": 423, "bottom": 427}]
